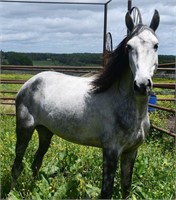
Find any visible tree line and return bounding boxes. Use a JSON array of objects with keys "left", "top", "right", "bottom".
[{"left": 0, "top": 51, "right": 175, "bottom": 66}]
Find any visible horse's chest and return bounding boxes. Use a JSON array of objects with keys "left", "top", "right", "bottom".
[
  {"left": 120, "top": 118, "right": 148, "bottom": 152},
  {"left": 128, "top": 128, "right": 145, "bottom": 148},
  {"left": 116, "top": 113, "right": 147, "bottom": 151}
]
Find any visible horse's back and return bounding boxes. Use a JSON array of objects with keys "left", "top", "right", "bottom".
[
  {"left": 16, "top": 71, "right": 92, "bottom": 118},
  {"left": 16, "top": 71, "right": 91, "bottom": 102}
]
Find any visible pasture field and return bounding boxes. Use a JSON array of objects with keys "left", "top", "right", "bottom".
[
  {"left": 0, "top": 73, "right": 176, "bottom": 199},
  {"left": 1, "top": 115, "right": 175, "bottom": 199}
]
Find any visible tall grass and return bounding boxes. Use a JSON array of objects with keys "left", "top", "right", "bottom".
[
  {"left": 0, "top": 115, "right": 175, "bottom": 199},
  {"left": 1, "top": 74, "right": 175, "bottom": 199}
]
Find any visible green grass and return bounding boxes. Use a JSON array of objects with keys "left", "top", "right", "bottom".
[
  {"left": 153, "top": 77, "right": 175, "bottom": 83},
  {"left": 0, "top": 74, "right": 33, "bottom": 97},
  {"left": 0, "top": 74, "right": 33, "bottom": 80},
  {"left": 33, "top": 60, "right": 59, "bottom": 66},
  {"left": 0, "top": 115, "right": 175, "bottom": 199},
  {"left": 0, "top": 73, "right": 175, "bottom": 199}
]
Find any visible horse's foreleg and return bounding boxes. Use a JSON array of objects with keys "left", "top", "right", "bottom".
[
  {"left": 31, "top": 126, "right": 53, "bottom": 177},
  {"left": 120, "top": 149, "right": 137, "bottom": 199},
  {"left": 11, "top": 126, "right": 34, "bottom": 188},
  {"left": 101, "top": 148, "right": 118, "bottom": 199}
]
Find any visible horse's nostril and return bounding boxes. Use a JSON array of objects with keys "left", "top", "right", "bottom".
[
  {"left": 147, "top": 79, "right": 152, "bottom": 88},
  {"left": 134, "top": 80, "right": 151, "bottom": 95},
  {"left": 134, "top": 80, "right": 139, "bottom": 92}
]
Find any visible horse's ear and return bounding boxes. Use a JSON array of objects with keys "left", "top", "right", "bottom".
[
  {"left": 125, "top": 12, "right": 134, "bottom": 32},
  {"left": 150, "top": 10, "right": 160, "bottom": 31}
]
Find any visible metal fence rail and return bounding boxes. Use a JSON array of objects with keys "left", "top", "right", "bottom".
[
  {"left": 148, "top": 104, "right": 175, "bottom": 113},
  {"left": 1, "top": 63, "right": 175, "bottom": 137},
  {"left": 151, "top": 124, "right": 176, "bottom": 138},
  {"left": 153, "top": 83, "right": 175, "bottom": 89}
]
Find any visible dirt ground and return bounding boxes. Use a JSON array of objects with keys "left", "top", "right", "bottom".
[{"left": 167, "top": 115, "right": 176, "bottom": 133}]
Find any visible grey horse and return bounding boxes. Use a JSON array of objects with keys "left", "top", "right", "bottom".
[{"left": 11, "top": 9, "right": 160, "bottom": 199}]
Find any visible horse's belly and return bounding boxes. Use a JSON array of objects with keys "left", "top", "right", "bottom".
[
  {"left": 55, "top": 130, "right": 102, "bottom": 148},
  {"left": 39, "top": 111, "right": 102, "bottom": 148},
  {"left": 52, "top": 126, "right": 102, "bottom": 148}
]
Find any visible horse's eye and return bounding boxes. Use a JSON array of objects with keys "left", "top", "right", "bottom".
[
  {"left": 126, "top": 44, "right": 132, "bottom": 51},
  {"left": 154, "top": 43, "right": 159, "bottom": 51}
]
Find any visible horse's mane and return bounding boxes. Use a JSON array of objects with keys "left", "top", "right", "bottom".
[
  {"left": 91, "top": 36, "right": 129, "bottom": 93},
  {"left": 91, "top": 24, "right": 152, "bottom": 94}
]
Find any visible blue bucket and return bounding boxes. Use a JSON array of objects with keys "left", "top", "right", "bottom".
[{"left": 148, "top": 94, "right": 157, "bottom": 112}]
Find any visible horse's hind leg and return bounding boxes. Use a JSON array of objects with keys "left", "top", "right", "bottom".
[
  {"left": 31, "top": 126, "right": 53, "bottom": 177},
  {"left": 11, "top": 125, "right": 34, "bottom": 187}
]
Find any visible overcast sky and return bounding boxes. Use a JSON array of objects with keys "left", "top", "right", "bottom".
[{"left": 0, "top": 0, "right": 175, "bottom": 55}]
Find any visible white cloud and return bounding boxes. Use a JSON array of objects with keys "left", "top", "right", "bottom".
[
  {"left": 1, "top": 32, "right": 38, "bottom": 42},
  {"left": 0, "top": 0, "right": 175, "bottom": 54}
]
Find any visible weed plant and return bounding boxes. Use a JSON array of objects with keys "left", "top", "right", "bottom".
[
  {"left": 0, "top": 74, "right": 175, "bottom": 199},
  {"left": 0, "top": 115, "right": 175, "bottom": 199}
]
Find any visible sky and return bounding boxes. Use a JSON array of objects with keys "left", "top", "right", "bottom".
[{"left": 0, "top": 0, "right": 175, "bottom": 55}]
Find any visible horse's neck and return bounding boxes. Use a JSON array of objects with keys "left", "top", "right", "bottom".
[
  {"left": 114, "top": 69, "right": 149, "bottom": 118},
  {"left": 118, "top": 68, "right": 134, "bottom": 95},
  {"left": 135, "top": 96, "right": 149, "bottom": 119}
]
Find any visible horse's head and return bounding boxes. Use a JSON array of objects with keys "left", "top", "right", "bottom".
[{"left": 125, "top": 10, "right": 160, "bottom": 95}]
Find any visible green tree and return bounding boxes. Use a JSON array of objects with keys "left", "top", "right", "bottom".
[{"left": 8, "top": 52, "right": 33, "bottom": 66}]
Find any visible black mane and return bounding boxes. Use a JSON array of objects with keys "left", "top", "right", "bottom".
[
  {"left": 91, "top": 36, "right": 129, "bottom": 93},
  {"left": 91, "top": 24, "right": 153, "bottom": 93}
]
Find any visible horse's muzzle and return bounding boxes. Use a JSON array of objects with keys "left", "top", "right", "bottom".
[{"left": 134, "top": 79, "right": 152, "bottom": 96}]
